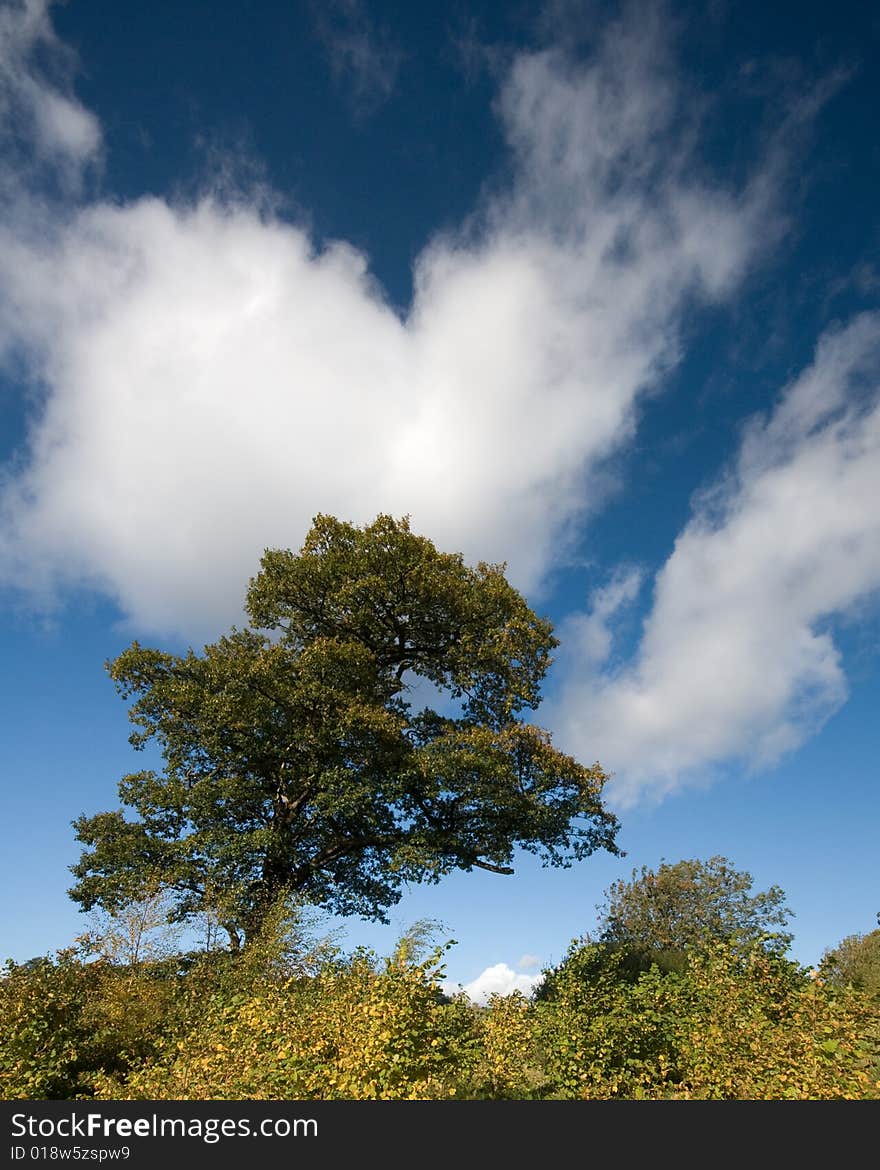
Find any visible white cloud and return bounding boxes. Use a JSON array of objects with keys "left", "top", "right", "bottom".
[
  {"left": 449, "top": 962, "right": 544, "bottom": 1005},
  {"left": 0, "top": 6, "right": 790, "bottom": 641},
  {"left": 553, "top": 313, "right": 880, "bottom": 803},
  {"left": 560, "top": 567, "right": 644, "bottom": 669},
  {"left": 0, "top": 0, "right": 101, "bottom": 187}
]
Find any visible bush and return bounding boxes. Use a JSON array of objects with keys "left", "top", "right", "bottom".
[
  {"left": 536, "top": 939, "right": 880, "bottom": 1099},
  {"left": 0, "top": 949, "right": 176, "bottom": 1099},
  {"left": 4, "top": 923, "right": 878, "bottom": 1100},
  {"left": 101, "top": 945, "right": 478, "bottom": 1100}
]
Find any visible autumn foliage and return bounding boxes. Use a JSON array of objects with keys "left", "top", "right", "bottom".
[{"left": 2, "top": 903, "right": 878, "bottom": 1101}]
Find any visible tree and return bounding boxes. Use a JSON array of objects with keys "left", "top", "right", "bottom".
[
  {"left": 76, "top": 877, "right": 182, "bottom": 968},
  {"left": 820, "top": 930, "right": 880, "bottom": 999},
  {"left": 70, "top": 513, "right": 619, "bottom": 947},
  {"left": 595, "top": 856, "right": 794, "bottom": 956}
]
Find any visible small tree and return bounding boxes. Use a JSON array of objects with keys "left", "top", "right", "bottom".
[
  {"left": 77, "top": 874, "right": 182, "bottom": 968},
  {"left": 820, "top": 930, "right": 880, "bottom": 999},
  {"left": 70, "top": 513, "right": 619, "bottom": 947},
  {"left": 596, "top": 855, "right": 793, "bottom": 956}
]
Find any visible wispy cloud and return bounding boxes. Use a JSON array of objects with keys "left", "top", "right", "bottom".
[
  {"left": 0, "top": 4, "right": 796, "bottom": 641},
  {"left": 0, "top": 0, "right": 101, "bottom": 192},
  {"left": 552, "top": 313, "right": 880, "bottom": 803},
  {"left": 516, "top": 952, "right": 542, "bottom": 971},
  {"left": 309, "top": 0, "right": 404, "bottom": 117},
  {"left": 561, "top": 568, "right": 644, "bottom": 670}
]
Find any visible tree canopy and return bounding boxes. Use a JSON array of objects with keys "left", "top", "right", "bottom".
[
  {"left": 70, "top": 513, "right": 619, "bottom": 947},
  {"left": 595, "top": 856, "right": 794, "bottom": 956},
  {"left": 820, "top": 930, "right": 880, "bottom": 999}
]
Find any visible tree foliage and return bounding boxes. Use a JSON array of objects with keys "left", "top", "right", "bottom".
[
  {"left": 4, "top": 924, "right": 876, "bottom": 1101},
  {"left": 70, "top": 514, "right": 619, "bottom": 945},
  {"left": 0, "top": 947, "right": 179, "bottom": 1099},
  {"left": 595, "top": 855, "right": 794, "bottom": 956},
  {"left": 820, "top": 929, "right": 880, "bottom": 999},
  {"left": 535, "top": 938, "right": 879, "bottom": 1099}
]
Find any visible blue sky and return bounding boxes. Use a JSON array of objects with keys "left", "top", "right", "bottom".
[{"left": 1, "top": 0, "right": 878, "bottom": 1000}]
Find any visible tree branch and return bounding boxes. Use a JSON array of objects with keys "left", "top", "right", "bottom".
[{"left": 471, "top": 859, "right": 515, "bottom": 875}]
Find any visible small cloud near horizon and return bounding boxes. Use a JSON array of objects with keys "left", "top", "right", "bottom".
[{"left": 446, "top": 962, "right": 544, "bottom": 1005}]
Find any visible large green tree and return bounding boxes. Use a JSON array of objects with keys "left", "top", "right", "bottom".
[{"left": 70, "top": 514, "right": 619, "bottom": 948}]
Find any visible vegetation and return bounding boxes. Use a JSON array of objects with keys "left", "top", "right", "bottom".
[
  {"left": 70, "top": 514, "right": 619, "bottom": 948},
  {"left": 534, "top": 937, "right": 878, "bottom": 1099},
  {"left": 2, "top": 898, "right": 878, "bottom": 1101},
  {"left": 820, "top": 929, "right": 880, "bottom": 1000},
  {"left": 596, "top": 855, "right": 794, "bottom": 956},
  {"left": 4, "top": 518, "right": 876, "bottom": 1102}
]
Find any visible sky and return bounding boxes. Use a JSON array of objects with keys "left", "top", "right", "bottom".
[{"left": 0, "top": 0, "right": 878, "bottom": 1002}]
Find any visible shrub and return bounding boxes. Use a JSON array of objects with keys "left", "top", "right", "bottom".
[{"left": 536, "top": 939, "right": 880, "bottom": 1099}]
